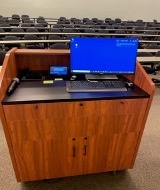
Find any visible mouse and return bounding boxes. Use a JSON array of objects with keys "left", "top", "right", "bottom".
[
  {"left": 125, "top": 82, "right": 134, "bottom": 89},
  {"left": 70, "top": 75, "right": 77, "bottom": 80}
]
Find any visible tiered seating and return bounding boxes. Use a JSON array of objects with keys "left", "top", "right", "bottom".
[
  {"left": 0, "top": 15, "right": 159, "bottom": 83},
  {"left": 0, "top": 15, "right": 160, "bottom": 51}
]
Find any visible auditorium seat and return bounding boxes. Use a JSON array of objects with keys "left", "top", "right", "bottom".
[
  {"left": 105, "top": 18, "right": 112, "bottom": 23},
  {"left": 100, "top": 23, "right": 109, "bottom": 29},
  {"left": 8, "top": 19, "right": 19, "bottom": 26},
  {"left": 70, "top": 18, "right": 77, "bottom": 22},
  {"left": 0, "top": 50, "right": 6, "bottom": 66},
  {"left": 144, "top": 30, "right": 156, "bottom": 40},
  {"left": 21, "top": 23, "right": 31, "bottom": 31},
  {"left": 52, "top": 24, "right": 63, "bottom": 28},
  {"left": 12, "top": 14, "right": 20, "bottom": 21},
  {"left": 11, "top": 28, "right": 25, "bottom": 38},
  {"left": 23, "top": 20, "right": 35, "bottom": 26},
  {"left": 21, "top": 15, "right": 30, "bottom": 20},
  {"left": 0, "top": 23, "right": 11, "bottom": 32},
  {"left": 134, "top": 26, "right": 145, "bottom": 33},
  {"left": 146, "top": 44, "right": 160, "bottom": 49},
  {"left": 155, "top": 51, "right": 160, "bottom": 70},
  {"left": 85, "top": 28, "right": 95, "bottom": 33},
  {"left": 85, "top": 20, "right": 95, "bottom": 25},
  {"left": 63, "top": 28, "right": 75, "bottom": 33},
  {"left": 26, "top": 28, "right": 39, "bottom": 33},
  {"left": 23, "top": 34, "right": 44, "bottom": 49},
  {"left": 96, "top": 20, "right": 104, "bottom": 25},
  {"left": 0, "top": 18, "right": 7, "bottom": 24},
  {"left": 137, "top": 52, "right": 156, "bottom": 74},
  {"left": 115, "top": 18, "right": 121, "bottom": 23},
  {"left": 114, "top": 30, "right": 126, "bottom": 37},
  {"left": 50, "top": 43, "right": 68, "bottom": 49},
  {"left": 0, "top": 28, "right": 5, "bottom": 39},
  {"left": 73, "top": 20, "right": 83, "bottom": 25},
  {"left": 37, "top": 20, "right": 48, "bottom": 27},
  {"left": 59, "top": 17, "right": 66, "bottom": 21},
  {"left": 63, "top": 24, "right": 74, "bottom": 28},
  {"left": 98, "top": 29, "right": 109, "bottom": 34},
  {"left": 92, "top": 18, "right": 98, "bottom": 23},
  {"left": 83, "top": 18, "right": 90, "bottom": 23},
  {"left": 35, "top": 24, "right": 46, "bottom": 32},
  {"left": 22, "top": 17, "right": 30, "bottom": 23},
  {"left": 48, "top": 35, "right": 62, "bottom": 48},
  {"left": 3, "top": 36, "right": 21, "bottom": 50},
  {"left": 37, "top": 16, "right": 45, "bottom": 21},
  {"left": 50, "top": 28, "right": 62, "bottom": 33}
]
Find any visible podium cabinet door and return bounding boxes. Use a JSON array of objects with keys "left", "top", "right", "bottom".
[{"left": 12, "top": 138, "right": 81, "bottom": 182}]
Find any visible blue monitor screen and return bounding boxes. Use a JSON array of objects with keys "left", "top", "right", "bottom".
[{"left": 70, "top": 37, "right": 138, "bottom": 75}]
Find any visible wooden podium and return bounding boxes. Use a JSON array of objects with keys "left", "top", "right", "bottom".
[{"left": 0, "top": 48, "right": 155, "bottom": 182}]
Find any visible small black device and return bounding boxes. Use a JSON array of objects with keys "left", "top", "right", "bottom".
[
  {"left": 23, "top": 74, "right": 43, "bottom": 80},
  {"left": 152, "top": 78, "right": 160, "bottom": 84},
  {"left": 49, "top": 66, "right": 68, "bottom": 76},
  {"left": 125, "top": 82, "right": 134, "bottom": 89},
  {"left": 7, "top": 78, "right": 19, "bottom": 96}
]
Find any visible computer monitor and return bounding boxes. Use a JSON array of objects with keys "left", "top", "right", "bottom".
[{"left": 70, "top": 37, "right": 138, "bottom": 78}]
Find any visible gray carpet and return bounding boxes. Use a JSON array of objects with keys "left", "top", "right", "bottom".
[{"left": 0, "top": 74, "right": 160, "bottom": 190}]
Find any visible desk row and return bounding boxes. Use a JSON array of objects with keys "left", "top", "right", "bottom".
[{"left": 1, "top": 26, "right": 160, "bottom": 34}]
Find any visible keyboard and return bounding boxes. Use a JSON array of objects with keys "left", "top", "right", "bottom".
[{"left": 66, "top": 81, "right": 127, "bottom": 92}]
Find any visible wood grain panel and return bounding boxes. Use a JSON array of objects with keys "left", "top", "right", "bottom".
[
  {"left": 15, "top": 49, "right": 70, "bottom": 55},
  {"left": 97, "top": 114, "right": 145, "bottom": 135},
  {"left": 0, "top": 48, "right": 21, "bottom": 181},
  {"left": 13, "top": 138, "right": 80, "bottom": 182},
  {"left": 99, "top": 98, "right": 148, "bottom": 115},
  {"left": 0, "top": 48, "right": 18, "bottom": 102},
  {"left": 125, "top": 62, "right": 155, "bottom": 167},
  {"left": 7, "top": 116, "right": 98, "bottom": 142},
  {"left": 3, "top": 102, "right": 99, "bottom": 121},
  {"left": 125, "top": 62, "right": 155, "bottom": 96},
  {"left": 15, "top": 49, "right": 70, "bottom": 72},
  {"left": 3, "top": 99, "right": 148, "bottom": 121},
  {"left": 15, "top": 54, "right": 70, "bottom": 71},
  {"left": 106, "top": 132, "right": 139, "bottom": 171},
  {"left": 7, "top": 112, "right": 144, "bottom": 143},
  {"left": 82, "top": 135, "right": 110, "bottom": 174}
]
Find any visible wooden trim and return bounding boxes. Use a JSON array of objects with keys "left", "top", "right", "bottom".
[
  {"left": 0, "top": 104, "right": 21, "bottom": 181},
  {"left": 0, "top": 48, "right": 18, "bottom": 102},
  {"left": 0, "top": 48, "right": 21, "bottom": 181},
  {"left": 125, "top": 62, "right": 155, "bottom": 95},
  {"left": 15, "top": 49, "right": 70, "bottom": 55},
  {"left": 125, "top": 62, "right": 155, "bottom": 167}
]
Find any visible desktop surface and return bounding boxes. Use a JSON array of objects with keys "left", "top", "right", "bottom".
[{"left": 2, "top": 80, "right": 149, "bottom": 105}]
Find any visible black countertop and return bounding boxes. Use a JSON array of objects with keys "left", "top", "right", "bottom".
[{"left": 2, "top": 80, "right": 150, "bottom": 105}]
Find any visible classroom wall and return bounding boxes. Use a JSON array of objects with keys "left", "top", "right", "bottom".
[{"left": 0, "top": 0, "right": 159, "bottom": 21}]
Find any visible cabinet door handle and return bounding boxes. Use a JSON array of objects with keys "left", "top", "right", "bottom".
[
  {"left": 72, "top": 146, "right": 76, "bottom": 157},
  {"left": 83, "top": 145, "right": 87, "bottom": 156}
]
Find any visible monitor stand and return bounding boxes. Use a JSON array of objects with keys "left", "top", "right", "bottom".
[{"left": 85, "top": 74, "right": 118, "bottom": 80}]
